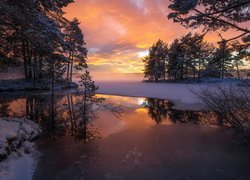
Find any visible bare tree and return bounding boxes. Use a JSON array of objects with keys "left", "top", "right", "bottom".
[{"left": 194, "top": 81, "right": 250, "bottom": 141}]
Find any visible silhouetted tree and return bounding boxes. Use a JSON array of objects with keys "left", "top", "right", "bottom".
[
  {"left": 63, "top": 18, "right": 88, "bottom": 82},
  {"left": 168, "top": 39, "right": 185, "bottom": 80},
  {"left": 0, "top": 0, "right": 84, "bottom": 83},
  {"left": 75, "top": 71, "right": 104, "bottom": 141},
  {"left": 194, "top": 82, "right": 250, "bottom": 141},
  {"left": 168, "top": 0, "right": 250, "bottom": 42},
  {"left": 211, "top": 40, "right": 233, "bottom": 78},
  {"left": 231, "top": 42, "right": 250, "bottom": 79},
  {"left": 143, "top": 40, "right": 169, "bottom": 82}
]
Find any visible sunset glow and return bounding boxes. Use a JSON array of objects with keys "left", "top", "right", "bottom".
[{"left": 64, "top": 0, "right": 246, "bottom": 74}]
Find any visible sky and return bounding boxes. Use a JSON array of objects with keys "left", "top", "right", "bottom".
[{"left": 64, "top": 0, "right": 243, "bottom": 75}]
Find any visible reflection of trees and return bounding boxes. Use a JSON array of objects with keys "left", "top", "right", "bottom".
[
  {"left": 25, "top": 95, "right": 57, "bottom": 136},
  {"left": 168, "top": 110, "right": 201, "bottom": 124},
  {"left": 5, "top": 93, "right": 106, "bottom": 142},
  {"left": 65, "top": 93, "right": 103, "bottom": 142},
  {"left": 0, "top": 101, "right": 11, "bottom": 117},
  {"left": 143, "top": 98, "right": 212, "bottom": 124},
  {"left": 143, "top": 98, "right": 173, "bottom": 124},
  {"left": 73, "top": 71, "right": 105, "bottom": 141}
]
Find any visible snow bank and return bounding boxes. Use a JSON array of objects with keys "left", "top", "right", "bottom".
[
  {"left": 95, "top": 80, "right": 241, "bottom": 110},
  {"left": 0, "top": 118, "right": 40, "bottom": 180}
]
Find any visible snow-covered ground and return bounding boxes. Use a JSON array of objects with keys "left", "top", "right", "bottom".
[
  {"left": 94, "top": 79, "right": 241, "bottom": 110},
  {"left": 0, "top": 118, "right": 40, "bottom": 180}
]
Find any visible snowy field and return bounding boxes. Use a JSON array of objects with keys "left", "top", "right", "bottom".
[
  {"left": 0, "top": 118, "right": 40, "bottom": 180},
  {"left": 94, "top": 79, "right": 241, "bottom": 111}
]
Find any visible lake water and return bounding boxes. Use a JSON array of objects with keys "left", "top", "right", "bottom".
[
  {"left": 0, "top": 93, "right": 216, "bottom": 138},
  {"left": 0, "top": 93, "right": 250, "bottom": 179}
]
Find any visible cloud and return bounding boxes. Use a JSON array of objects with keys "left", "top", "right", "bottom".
[{"left": 64, "top": 0, "right": 242, "bottom": 73}]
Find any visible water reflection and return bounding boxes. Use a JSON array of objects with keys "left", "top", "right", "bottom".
[
  {"left": 0, "top": 94, "right": 216, "bottom": 140},
  {"left": 143, "top": 98, "right": 214, "bottom": 125},
  {"left": 0, "top": 102, "right": 11, "bottom": 117},
  {"left": 143, "top": 98, "right": 173, "bottom": 124}
]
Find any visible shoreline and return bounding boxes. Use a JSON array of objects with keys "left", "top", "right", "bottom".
[{"left": 0, "top": 79, "right": 78, "bottom": 93}]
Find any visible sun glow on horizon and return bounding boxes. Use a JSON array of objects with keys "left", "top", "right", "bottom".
[{"left": 138, "top": 50, "right": 149, "bottom": 58}]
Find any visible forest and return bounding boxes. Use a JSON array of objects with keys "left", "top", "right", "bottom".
[
  {"left": 0, "top": 0, "right": 87, "bottom": 85},
  {"left": 143, "top": 34, "right": 249, "bottom": 82},
  {"left": 143, "top": 0, "right": 250, "bottom": 82}
]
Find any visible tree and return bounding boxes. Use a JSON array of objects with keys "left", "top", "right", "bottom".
[
  {"left": 179, "top": 33, "right": 209, "bottom": 81},
  {"left": 42, "top": 53, "right": 67, "bottom": 138},
  {"left": 231, "top": 42, "right": 250, "bottom": 79},
  {"left": 63, "top": 18, "right": 88, "bottom": 82},
  {"left": 168, "top": 0, "right": 250, "bottom": 42},
  {"left": 211, "top": 40, "right": 233, "bottom": 78},
  {"left": 194, "top": 82, "right": 250, "bottom": 142},
  {"left": 143, "top": 40, "right": 169, "bottom": 82},
  {"left": 0, "top": 0, "right": 78, "bottom": 82},
  {"left": 168, "top": 38, "right": 185, "bottom": 80},
  {"left": 75, "top": 70, "right": 104, "bottom": 141}
]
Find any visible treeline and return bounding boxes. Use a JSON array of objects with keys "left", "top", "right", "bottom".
[
  {"left": 0, "top": 0, "right": 87, "bottom": 83},
  {"left": 143, "top": 33, "right": 249, "bottom": 82}
]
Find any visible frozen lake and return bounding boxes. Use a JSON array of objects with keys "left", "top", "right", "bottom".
[{"left": 1, "top": 93, "right": 250, "bottom": 179}]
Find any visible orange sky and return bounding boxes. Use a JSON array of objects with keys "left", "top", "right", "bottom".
[{"left": 64, "top": 0, "right": 245, "bottom": 74}]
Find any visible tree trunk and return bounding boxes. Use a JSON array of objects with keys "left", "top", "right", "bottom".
[
  {"left": 221, "top": 59, "right": 225, "bottom": 79},
  {"left": 51, "top": 63, "right": 55, "bottom": 139},
  {"left": 180, "top": 65, "right": 183, "bottom": 81},
  {"left": 33, "top": 55, "right": 37, "bottom": 82},
  {"left": 70, "top": 53, "right": 74, "bottom": 82},
  {"left": 67, "top": 94, "right": 74, "bottom": 135},
  {"left": 163, "top": 60, "right": 166, "bottom": 81},
  {"left": 198, "top": 60, "right": 201, "bottom": 81},
  {"left": 27, "top": 43, "right": 32, "bottom": 81},
  {"left": 83, "top": 86, "right": 87, "bottom": 142},
  {"left": 67, "top": 52, "right": 71, "bottom": 81},
  {"left": 22, "top": 41, "right": 28, "bottom": 80},
  {"left": 38, "top": 55, "right": 42, "bottom": 79},
  {"left": 236, "top": 62, "right": 240, "bottom": 79}
]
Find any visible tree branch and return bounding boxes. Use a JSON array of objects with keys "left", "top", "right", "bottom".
[{"left": 193, "top": 8, "right": 250, "bottom": 33}]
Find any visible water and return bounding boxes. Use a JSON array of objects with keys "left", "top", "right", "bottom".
[
  {"left": 0, "top": 93, "right": 250, "bottom": 179},
  {"left": 0, "top": 93, "right": 216, "bottom": 138}
]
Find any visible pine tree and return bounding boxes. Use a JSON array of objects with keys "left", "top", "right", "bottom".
[
  {"left": 63, "top": 18, "right": 88, "bottom": 82},
  {"left": 42, "top": 53, "right": 67, "bottom": 138},
  {"left": 0, "top": 0, "right": 78, "bottom": 82},
  {"left": 75, "top": 70, "right": 104, "bottom": 141},
  {"left": 143, "top": 40, "right": 168, "bottom": 82},
  {"left": 168, "top": 39, "right": 185, "bottom": 80},
  {"left": 212, "top": 40, "right": 233, "bottom": 78},
  {"left": 168, "top": 0, "right": 250, "bottom": 42},
  {"left": 231, "top": 42, "right": 250, "bottom": 79}
]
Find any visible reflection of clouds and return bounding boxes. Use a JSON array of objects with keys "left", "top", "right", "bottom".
[
  {"left": 137, "top": 98, "right": 145, "bottom": 105},
  {"left": 135, "top": 108, "right": 147, "bottom": 113},
  {"left": 94, "top": 111, "right": 126, "bottom": 137},
  {"left": 93, "top": 94, "right": 156, "bottom": 137},
  {"left": 97, "top": 94, "right": 144, "bottom": 107}
]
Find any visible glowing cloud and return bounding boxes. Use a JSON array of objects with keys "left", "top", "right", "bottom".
[{"left": 64, "top": 0, "right": 245, "bottom": 74}]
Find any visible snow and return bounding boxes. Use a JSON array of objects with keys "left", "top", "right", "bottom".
[
  {"left": 95, "top": 79, "right": 241, "bottom": 110},
  {"left": 0, "top": 118, "right": 40, "bottom": 180},
  {"left": 0, "top": 142, "right": 40, "bottom": 180}
]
